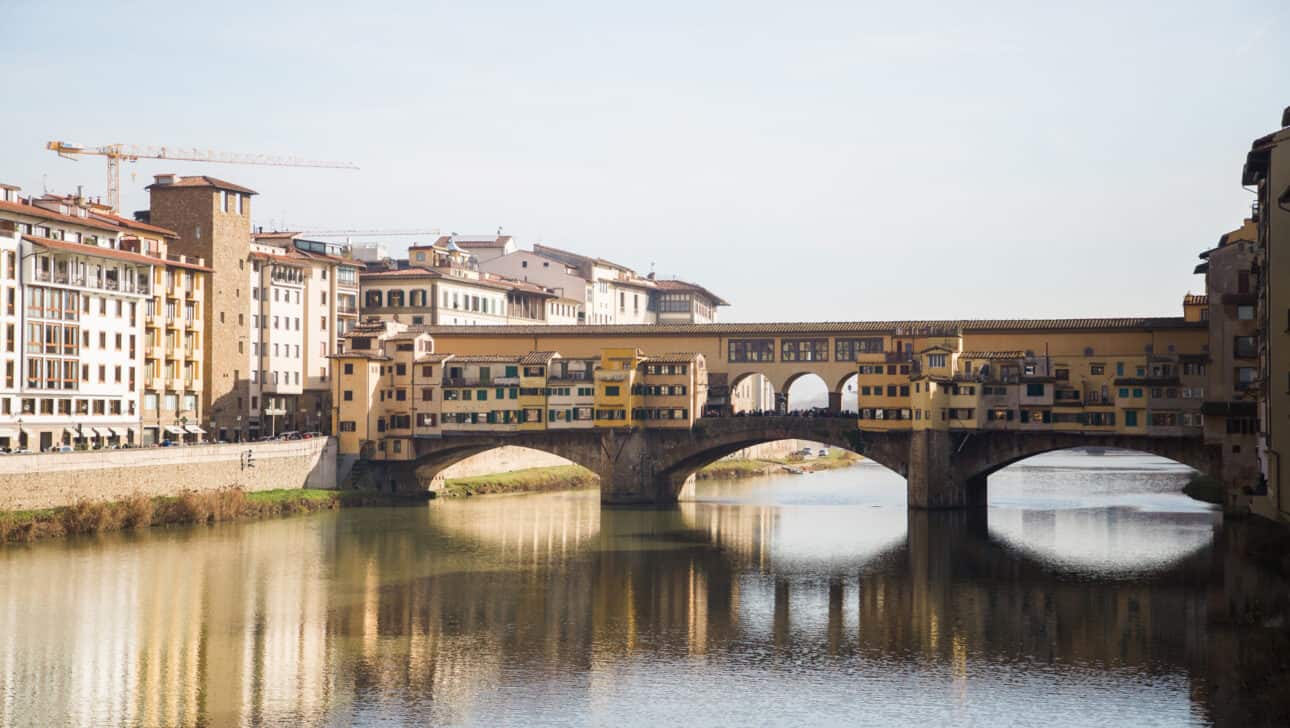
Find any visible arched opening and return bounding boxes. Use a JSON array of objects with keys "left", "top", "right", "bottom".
[
  {"left": 980, "top": 447, "right": 1217, "bottom": 575},
  {"left": 666, "top": 426, "right": 909, "bottom": 505},
  {"left": 836, "top": 373, "right": 858, "bottom": 413},
  {"left": 729, "top": 372, "right": 778, "bottom": 415},
  {"left": 784, "top": 372, "right": 828, "bottom": 413},
  {"left": 429, "top": 445, "right": 593, "bottom": 495}
]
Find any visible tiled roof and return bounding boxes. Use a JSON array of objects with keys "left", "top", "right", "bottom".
[
  {"left": 958, "top": 351, "right": 1027, "bottom": 360},
  {"left": 652, "top": 278, "right": 729, "bottom": 305},
  {"left": 416, "top": 353, "right": 454, "bottom": 363},
  {"left": 87, "top": 210, "right": 178, "bottom": 238},
  {"left": 414, "top": 318, "right": 1203, "bottom": 336},
  {"left": 448, "top": 354, "right": 523, "bottom": 363},
  {"left": 330, "top": 351, "right": 390, "bottom": 361},
  {"left": 1183, "top": 294, "right": 1208, "bottom": 305},
  {"left": 23, "top": 235, "right": 159, "bottom": 267},
  {"left": 642, "top": 352, "right": 704, "bottom": 363},
  {"left": 0, "top": 198, "right": 123, "bottom": 233},
  {"left": 361, "top": 266, "right": 440, "bottom": 279},
  {"left": 147, "top": 176, "right": 257, "bottom": 195},
  {"left": 520, "top": 351, "right": 560, "bottom": 365},
  {"left": 248, "top": 250, "right": 306, "bottom": 265}
]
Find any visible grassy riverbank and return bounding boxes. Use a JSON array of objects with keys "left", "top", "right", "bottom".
[
  {"left": 440, "top": 465, "right": 599, "bottom": 497},
  {"left": 697, "top": 450, "right": 862, "bottom": 480},
  {"left": 0, "top": 488, "right": 424, "bottom": 546}
]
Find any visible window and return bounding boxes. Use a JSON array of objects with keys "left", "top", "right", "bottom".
[
  {"left": 835, "top": 338, "right": 884, "bottom": 361},
  {"left": 781, "top": 339, "right": 828, "bottom": 362},
  {"left": 1237, "top": 304, "right": 1255, "bottom": 320},
  {"left": 1234, "top": 336, "right": 1256, "bottom": 359},
  {"left": 1235, "top": 367, "right": 1257, "bottom": 389},
  {"left": 728, "top": 339, "right": 774, "bottom": 362},
  {"left": 927, "top": 354, "right": 947, "bottom": 369},
  {"left": 604, "top": 385, "right": 620, "bottom": 396},
  {"left": 340, "top": 421, "right": 356, "bottom": 432},
  {"left": 1025, "top": 383, "right": 1045, "bottom": 397}
]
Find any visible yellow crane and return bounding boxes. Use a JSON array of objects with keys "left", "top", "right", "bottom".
[{"left": 46, "top": 140, "right": 359, "bottom": 212}]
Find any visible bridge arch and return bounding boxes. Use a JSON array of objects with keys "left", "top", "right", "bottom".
[
  {"left": 380, "top": 432, "right": 618, "bottom": 493},
  {"left": 954, "top": 431, "right": 1216, "bottom": 484},
  {"left": 650, "top": 418, "right": 912, "bottom": 502}
]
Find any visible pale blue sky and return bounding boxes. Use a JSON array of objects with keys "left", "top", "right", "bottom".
[{"left": 3, "top": 0, "right": 1286, "bottom": 322}]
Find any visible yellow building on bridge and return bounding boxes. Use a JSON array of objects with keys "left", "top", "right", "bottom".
[{"left": 331, "top": 311, "right": 1210, "bottom": 463}]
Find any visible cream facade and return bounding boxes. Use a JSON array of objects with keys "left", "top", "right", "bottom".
[
  {"left": 0, "top": 189, "right": 152, "bottom": 450},
  {"left": 1243, "top": 107, "right": 1290, "bottom": 524}
]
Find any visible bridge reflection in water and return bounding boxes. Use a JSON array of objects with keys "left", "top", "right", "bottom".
[{"left": 0, "top": 465, "right": 1283, "bottom": 727}]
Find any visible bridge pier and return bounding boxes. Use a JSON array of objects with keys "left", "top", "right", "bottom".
[{"left": 906, "top": 430, "right": 988, "bottom": 510}]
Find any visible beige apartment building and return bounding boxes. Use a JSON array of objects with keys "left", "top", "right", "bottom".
[
  {"left": 1195, "top": 221, "right": 1261, "bottom": 497},
  {"left": 1243, "top": 106, "right": 1290, "bottom": 524}
]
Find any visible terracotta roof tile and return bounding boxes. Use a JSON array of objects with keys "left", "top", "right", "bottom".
[
  {"left": 147, "top": 176, "right": 257, "bottom": 195},
  {"left": 958, "top": 351, "right": 1027, "bottom": 360},
  {"left": 23, "top": 235, "right": 159, "bottom": 267},
  {"left": 520, "top": 351, "right": 560, "bottom": 365},
  {"left": 0, "top": 199, "right": 123, "bottom": 233},
  {"left": 652, "top": 278, "right": 729, "bottom": 305},
  {"left": 448, "top": 354, "right": 523, "bottom": 363},
  {"left": 1183, "top": 294, "right": 1208, "bottom": 305}
]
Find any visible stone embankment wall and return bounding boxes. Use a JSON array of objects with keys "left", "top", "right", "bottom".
[{"left": 0, "top": 438, "right": 336, "bottom": 512}]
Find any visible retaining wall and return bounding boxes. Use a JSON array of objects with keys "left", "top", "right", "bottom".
[{"left": 0, "top": 438, "right": 336, "bottom": 512}]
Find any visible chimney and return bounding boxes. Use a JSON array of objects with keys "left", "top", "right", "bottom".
[{"left": 153, "top": 173, "right": 176, "bottom": 186}]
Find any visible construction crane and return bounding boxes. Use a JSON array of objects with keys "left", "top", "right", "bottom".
[{"left": 46, "top": 140, "right": 359, "bottom": 212}]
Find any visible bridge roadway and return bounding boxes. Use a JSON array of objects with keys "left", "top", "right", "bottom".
[{"left": 374, "top": 416, "right": 1216, "bottom": 508}]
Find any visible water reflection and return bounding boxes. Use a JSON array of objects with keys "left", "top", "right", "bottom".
[{"left": 0, "top": 455, "right": 1284, "bottom": 727}]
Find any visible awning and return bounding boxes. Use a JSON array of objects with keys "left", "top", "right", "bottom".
[
  {"left": 0, "top": 429, "right": 18, "bottom": 439},
  {"left": 184, "top": 425, "right": 205, "bottom": 435},
  {"left": 164, "top": 425, "right": 185, "bottom": 435},
  {"left": 110, "top": 427, "right": 128, "bottom": 438},
  {"left": 64, "top": 427, "right": 79, "bottom": 436},
  {"left": 92, "top": 427, "right": 112, "bottom": 438}
]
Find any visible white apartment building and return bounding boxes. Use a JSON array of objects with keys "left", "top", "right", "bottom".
[
  {"left": 0, "top": 186, "right": 150, "bottom": 450},
  {"left": 360, "top": 241, "right": 580, "bottom": 327},
  {"left": 482, "top": 243, "right": 727, "bottom": 325}
]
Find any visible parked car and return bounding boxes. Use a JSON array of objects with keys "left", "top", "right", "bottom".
[
  {"left": 279, "top": 431, "right": 303, "bottom": 441},
  {"left": 817, "top": 449, "right": 828, "bottom": 457},
  {"left": 302, "top": 432, "right": 324, "bottom": 439}
]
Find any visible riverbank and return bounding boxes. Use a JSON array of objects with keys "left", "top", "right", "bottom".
[
  {"left": 439, "top": 465, "right": 599, "bottom": 497},
  {"left": 0, "top": 487, "right": 424, "bottom": 546},
  {"left": 697, "top": 450, "right": 863, "bottom": 480}
]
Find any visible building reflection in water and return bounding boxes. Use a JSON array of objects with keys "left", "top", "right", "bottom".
[{"left": 0, "top": 475, "right": 1284, "bottom": 726}]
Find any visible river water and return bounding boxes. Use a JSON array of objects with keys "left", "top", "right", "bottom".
[{"left": 1, "top": 452, "right": 1287, "bottom": 727}]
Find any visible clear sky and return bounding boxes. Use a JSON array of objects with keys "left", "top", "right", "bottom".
[{"left": 3, "top": 0, "right": 1287, "bottom": 322}]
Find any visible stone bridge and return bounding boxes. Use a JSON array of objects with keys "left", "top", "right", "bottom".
[{"left": 372, "top": 417, "right": 1220, "bottom": 509}]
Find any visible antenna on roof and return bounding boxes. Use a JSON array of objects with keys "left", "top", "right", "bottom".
[{"left": 497, "top": 225, "right": 503, "bottom": 235}]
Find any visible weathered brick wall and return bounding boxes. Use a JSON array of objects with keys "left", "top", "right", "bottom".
[{"left": 0, "top": 438, "right": 335, "bottom": 512}]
